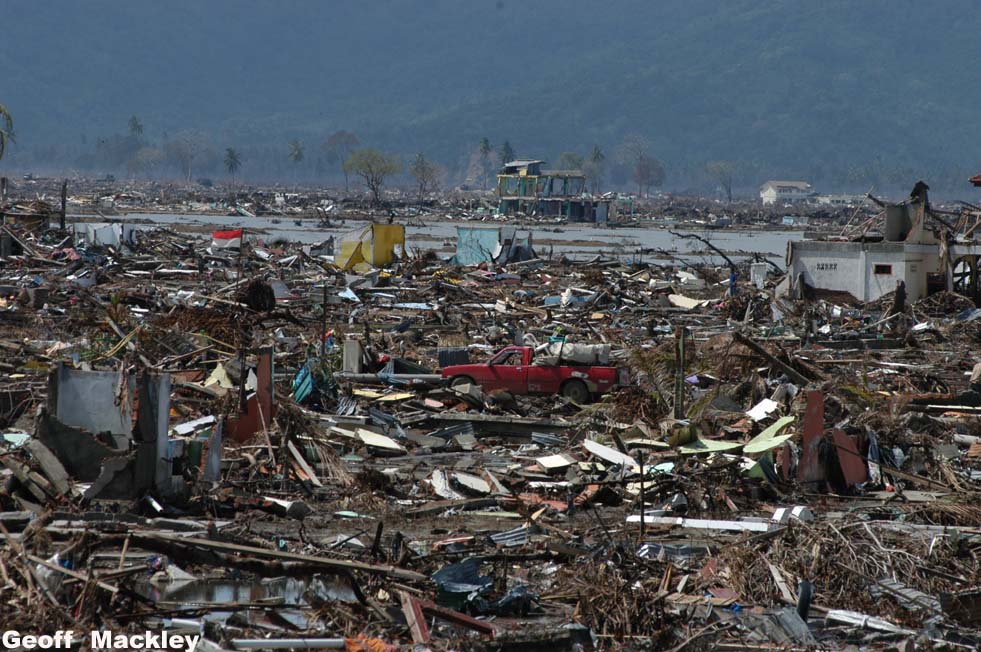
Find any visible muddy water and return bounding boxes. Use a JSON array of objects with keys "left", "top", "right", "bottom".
[{"left": 116, "top": 212, "right": 799, "bottom": 263}]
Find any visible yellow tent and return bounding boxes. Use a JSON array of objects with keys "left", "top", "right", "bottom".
[{"left": 335, "top": 224, "right": 406, "bottom": 271}]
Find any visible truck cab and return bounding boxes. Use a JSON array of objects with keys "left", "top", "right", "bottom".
[{"left": 441, "top": 345, "right": 626, "bottom": 403}]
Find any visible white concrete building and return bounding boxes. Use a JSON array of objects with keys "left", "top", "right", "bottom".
[
  {"left": 782, "top": 196, "right": 952, "bottom": 303},
  {"left": 760, "top": 180, "right": 813, "bottom": 205},
  {"left": 786, "top": 239, "right": 938, "bottom": 302}
]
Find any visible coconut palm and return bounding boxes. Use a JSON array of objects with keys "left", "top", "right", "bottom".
[
  {"left": 224, "top": 147, "right": 241, "bottom": 185},
  {"left": 128, "top": 115, "right": 144, "bottom": 138},
  {"left": 478, "top": 137, "right": 492, "bottom": 189},
  {"left": 288, "top": 139, "right": 304, "bottom": 188},
  {"left": 0, "top": 104, "right": 14, "bottom": 161},
  {"left": 499, "top": 140, "right": 515, "bottom": 166}
]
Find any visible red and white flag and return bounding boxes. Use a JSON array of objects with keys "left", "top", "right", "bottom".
[{"left": 211, "top": 228, "right": 243, "bottom": 249}]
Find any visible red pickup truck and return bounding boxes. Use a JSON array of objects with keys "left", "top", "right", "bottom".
[{"left": 441, "top": 345, "right": 628, "bottom": 403}]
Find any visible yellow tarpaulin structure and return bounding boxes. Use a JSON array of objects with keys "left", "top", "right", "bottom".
[{"left": 336, "top": 224, "right": 406, "bottom": 271}]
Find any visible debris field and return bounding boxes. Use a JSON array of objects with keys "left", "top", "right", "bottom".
[{"left": 0, "top": 194, "right": 980, "bottom": 652}]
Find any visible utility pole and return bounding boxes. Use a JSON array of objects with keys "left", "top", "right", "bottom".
[
  {"left": 321, "top": 280, "right": 328, "bottom": 357},
  {"left": 638, "top": 449, "right": 646, "bottom": 541},
  {"left": 60, "top": 179, "right": 67, "bottom": 230},
  {"left": 673, "top": 326, "right": 686, "bottom": 419},
  {"left": 237, "top": 228, "right": 247, "bottom": 285}
]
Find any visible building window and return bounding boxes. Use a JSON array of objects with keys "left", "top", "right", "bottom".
[{"left": 873, "top": 264, "right": 892, "bottom": 275}]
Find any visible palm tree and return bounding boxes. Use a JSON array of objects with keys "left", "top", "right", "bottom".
[
  {"left": 589, "top": 145, "right": 605, "bottom": 165},
  {"left": 288, "top": 139, "right": 304, "bottom": 189},
  {"left": 478, "top": 137, "right": 492, "bottom": 189},
  {"left": 0, "top": 103, "right": 14, "bottom": 162},
  {"left": 128, "top": 115, "right": 144, "bottom": 139},
  {"left": 588, "top": 145, "right": 606, "bottom": 192},
  {"left": 224, "top": 147, "right": 241, "bottom": 186},
  {"left": 499, "top": 140, "right": 515, "bottom": 166}
]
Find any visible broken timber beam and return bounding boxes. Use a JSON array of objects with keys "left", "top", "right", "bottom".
[
  {"left": 28, "top": 554, "right": 119, "bottom": 594},
  {"left": 129, "top": 533, "right": 427, "bottom": 582},
  {"left": 400, "top": 591, "right": 431, "bottom": 644},
  {"left": 732, "top": 331, "right": 815, "bottom": 386},
  {"left": 417, "top": 596, "right": 495, "bottom": 637}
]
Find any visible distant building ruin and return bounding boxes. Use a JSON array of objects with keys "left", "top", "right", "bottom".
[
  {"left": 782, "top": 183, "right": 981, "bottom": 303},
  {"left": 497, "top": 160, "right": 613, "bottom": 222}
]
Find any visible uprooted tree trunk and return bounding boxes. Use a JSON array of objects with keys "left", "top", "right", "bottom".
[{"left": 669, "top": 230, "right": 736, "bottom": 271}]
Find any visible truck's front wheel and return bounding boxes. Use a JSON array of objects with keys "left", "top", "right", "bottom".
[
  {"left": 450, "top": 375, "right": 475, "bottom": 389},
  {"left": 560, "top": 379, "right": 589, "bottom": 404}
]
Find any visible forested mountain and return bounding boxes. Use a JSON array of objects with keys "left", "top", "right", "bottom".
[{"left": 3, "top": 0, "right": 980, "bottom": 195}]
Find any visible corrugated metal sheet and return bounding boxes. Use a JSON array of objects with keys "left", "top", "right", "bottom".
[
  {"left": 531, "top": 432, "right": 566, "bottom": 447},
  {"left": 490, "top": 524, "right": 532, "bottom": 547},
  {"left": 428, "top": 423, "right": 475, "bottom": 440},
  {"left": 335, "top": 395, "right": 358, "bottom": 416},
  {"left": 871, "top": 578, "right": 941, "bottom": 614}
]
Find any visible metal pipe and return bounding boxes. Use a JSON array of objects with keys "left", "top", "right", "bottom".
[{"left": 230, "top": 640, "right": 346, "bottom": 650}]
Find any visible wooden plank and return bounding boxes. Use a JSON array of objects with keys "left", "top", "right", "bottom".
[
  {"left": 28, "top": 554, "right": 118, "bottom": 594},
  {"left": 732, "top": 331, "right": 813, "bottom": 386},
  {"left": 24, "top": 440, "right": 71, "bottom": 495},
  {"left": 400, "top": 591, "right": 430, "bottom": 644},
  {"left": 767, "top": 563, "right": 796, "bottom": 604},
  {"left": 418, "top": 597, "right": 495, "bottom": 637},
  {"left": 967, "top": 441, "right": 981, "bottom": 458},
  {"left": 405, "top": 497, "right": 500, "bottom": 518},
  {"left": 287, "top": 441, "right": 323, "bottom": 488},
  {"left": 0, "top": 457, "right": 48, "bottom": 502},
  {"left": 134, "top": 533, "right": 427, "bottom": 581}
]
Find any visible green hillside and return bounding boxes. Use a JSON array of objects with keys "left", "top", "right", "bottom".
[{"left": 2, "top": 0, "right": 980, "bottom": 194}]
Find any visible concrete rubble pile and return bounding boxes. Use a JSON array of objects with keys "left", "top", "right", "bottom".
[{"left": 0, "top": 195, "right": 980, "bottom": 651}]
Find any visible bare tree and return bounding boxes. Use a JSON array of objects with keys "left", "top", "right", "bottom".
[
  {"left": 706, "top": 160, "right": 736, "bottom": 202},
  {"left": 584, "top": 145, "right": 606, "bottom": 192},
  {"left": 616, "top": 134, "right": 664, "bottom": 196},
  {"left": 616, "top": 133, "right": 651, "bottom": 169},
  {"left": 127, "top": 146, "right": 163, "bottom": 179},
  {"left": 633, "top": 155, "right": 665, "bottom": 197},
  {"left": 556, "top": 152, "right": 584, "bottom": 170},
  {"left": 343, "top": 148, "right": 402, "bottom": 205},
  {"left": 323, "top": 130, "right": 359, "bottom": 192},
  {"left": 165, "top": 130, "right": 208, "bottom": 182},
  {"left": 409, "top": 152, "right": 440, "bottom": 203}
]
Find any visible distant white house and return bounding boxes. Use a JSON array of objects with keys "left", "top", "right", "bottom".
[{"left": 760, "top": 180, "right": 813, "bottom": 205}]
